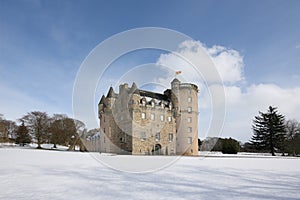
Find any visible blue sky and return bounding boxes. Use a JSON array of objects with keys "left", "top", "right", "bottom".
[{"left": 1, "top": 0, "right": 300, "bottom": 141}]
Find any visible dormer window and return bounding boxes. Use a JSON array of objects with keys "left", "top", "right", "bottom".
[
  {"left": 151, "top": 101, "right": 155, "bottom": 107},
  {"left": 140, "top": 97, "right": 147, "bottom": 106}
]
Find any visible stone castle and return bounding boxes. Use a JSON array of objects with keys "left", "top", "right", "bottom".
[{"left": 98, "top": 78, "right": 198, "bottom": 156}]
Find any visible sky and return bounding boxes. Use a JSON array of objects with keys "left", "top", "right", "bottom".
[{"left": 0, "top": 0, "right": 300, "bottom": 142}]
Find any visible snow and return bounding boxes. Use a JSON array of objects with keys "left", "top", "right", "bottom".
[
  {"left": 0, "top": 148, "right": 299, "bottom": 200},
  {"left": 29, "top": 143, "right": 69, "bottom": 150}
]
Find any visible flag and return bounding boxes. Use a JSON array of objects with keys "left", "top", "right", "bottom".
[{"left": 176, "top": 70, "right": 182, "bottom": 75}]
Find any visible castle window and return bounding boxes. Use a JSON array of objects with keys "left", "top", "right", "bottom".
[
  {"left": 151, "top": 101, "right": 155, "bottom": 107},
  {"left": 103, "top": 116, "right": 105, "bottom": 122},
  {"left": 103, "top": 128, "right": 106, "bottom": 133},
  {"left": 141, "top": 132, "right": 146, "bottom": 141},
  {"left": 188, "top": 127, "right": 192, "bottom": 132},
  {"left": 120, "top": 136, "right": 127, "bottom": 143},
  {"left": 187, "top": 117, "right": 192, "bottom": 123},
  {"left": 161, "top": 102, "right": 164, "bottom": 108},
  {"left": 104, "top": 136, "right": 106, "bottom": 143},
  {"left": 168, "top": 133, "right": 173, "bottom": 142},
  {"left": 188, "top": 137, "right": 192, "bottom": 144},
  {"left": 141, "top": 112, "right": 146, "bottom": 119},
  {"left": 188, "top": 107, "right": 192, "bottom": 113},
  {"left": 160, "top": 115, "right": 164, "bottom": 122},
  {"left": 155, "top": 132, "right": 160, "bottom": 141},
  {"left": 188, "top": 97, "right": 192, "bottom": 102},
  {"left": 168, "top": 116, "right": 172, "bottom": 122},
  {"left": 108, "top": 127, "right": 111, "bottom": 137},
  {"left": 151, "top": 113, "right": 155, "bottom": 120}
]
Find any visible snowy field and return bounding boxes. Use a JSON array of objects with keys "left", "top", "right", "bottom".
[{"left": 0, "top": 148, "right": 299, "bottom": 200}]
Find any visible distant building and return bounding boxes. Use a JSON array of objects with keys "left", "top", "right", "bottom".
[{"left": 98, "top": 78, "right": 198, "bottom": 156}]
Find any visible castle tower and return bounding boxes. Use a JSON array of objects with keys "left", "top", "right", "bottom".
[{"left": 171, "top": 78, "right": 198, "bottom": 156}]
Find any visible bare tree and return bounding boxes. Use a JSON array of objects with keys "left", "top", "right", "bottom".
[
  {"left": 0, "top": 115, "right": 17, "bottom": 142},
  {"left": 0, "top": 115, "right": 7, "bottom": 141},
  {"left": 20, "top": 111, "right": 50, "bottom": 149},
  {"left": 285, "top": 119, "right": 300, "bottom": 156},
  {"left": 49, "top": 115, "right": 76, "bottom": 148},
  {"left": 286, "top": 119, "right": 300, "bottom": 140}
]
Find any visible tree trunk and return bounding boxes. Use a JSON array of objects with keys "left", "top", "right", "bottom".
[{"left": 271, "top": 148, "right": 275, "bottom": 156}]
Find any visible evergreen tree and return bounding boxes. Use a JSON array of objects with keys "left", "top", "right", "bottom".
[
  {"left": 250, "top": 106, "right": 286, "bottom": 156},
  {"left": 15, "top": 122, "right": 31, "bottom": 146}
]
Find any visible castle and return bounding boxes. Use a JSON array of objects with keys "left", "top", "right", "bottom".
[{"left": 98, "top": 78, "right": 198, "bottom": 156}]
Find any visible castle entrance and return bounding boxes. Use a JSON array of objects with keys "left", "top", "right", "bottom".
[{"left": 152, "top": 144, "right": 162, "bottom": 155}]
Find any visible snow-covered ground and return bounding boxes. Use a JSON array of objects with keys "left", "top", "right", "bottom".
[{"left": 0, "top": 148, "right": 299, "bottom": 200}]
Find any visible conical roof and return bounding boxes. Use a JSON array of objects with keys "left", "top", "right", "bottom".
[
  {"left": 130, "top": 82, "right": 139, "bottom": 94},
  {"left": 131, "top": 82, "right": 137, "bottom": 90},
  {"left": 106, "top": 87, "right": 116, "bottom": 98},
  {"left": 99, "top": 95, "right": 105, "bottom": 105},
  {"left": 172, "top": 78, "right": 180, "bottom": 83}
]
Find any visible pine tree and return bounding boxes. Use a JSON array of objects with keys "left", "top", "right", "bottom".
[
  {"left": 250, "top": 106, "right": 286, "bottom": 156},
  {"left": 15, "top": 122, "right": 31, "bottom": 146}
]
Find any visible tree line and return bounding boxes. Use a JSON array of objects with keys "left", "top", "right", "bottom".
[
  {"left": 0, "top": 111, "right": 98, "bottom": 151},
  {"left": 199, "top": 106, "right": 300, "bottom": 156},
  {"left": 1, "top": 106, "right": 299, "bottom": 156}
]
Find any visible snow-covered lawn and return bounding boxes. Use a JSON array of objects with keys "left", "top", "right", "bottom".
[{"left": 0, "top": 148, "right": 299, "bottom": 200}]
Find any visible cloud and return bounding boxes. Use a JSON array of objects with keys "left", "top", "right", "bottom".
[
  {"left": 156, "top": 40, "right": 300, "bottom": 142},
  {"left": 157, "top": 40, "right": 244, "bottom": 84}
]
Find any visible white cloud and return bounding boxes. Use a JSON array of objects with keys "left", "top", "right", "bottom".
[
  {"left": 156, "top": 40, "right": 300, "bottom": 142},
  {"left": 209, "top": 45, "right": 244, "bottom": 84},
  {"left": 157, "top": 40, "right": 244, "bottom": 84}
]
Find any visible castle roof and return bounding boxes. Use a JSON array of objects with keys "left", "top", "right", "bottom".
[
  {"left": 172, "top": 78, "right": 180, "bottom": 84},
  {"left": 106, "top": 87, "right": 116, "bottom": 98},
  {"left": 139, "top": 89, "right": 169, "bottom": 101},
  {"left": 99, "top": 95, "right": 105, "bottom": 105},
  {"left": 130, "top": 82, "right": 139, "bottom": 94}
]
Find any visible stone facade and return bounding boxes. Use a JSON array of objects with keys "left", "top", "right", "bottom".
[{"left": 98, "top": 78, "right": 198, "bottom": 156}]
